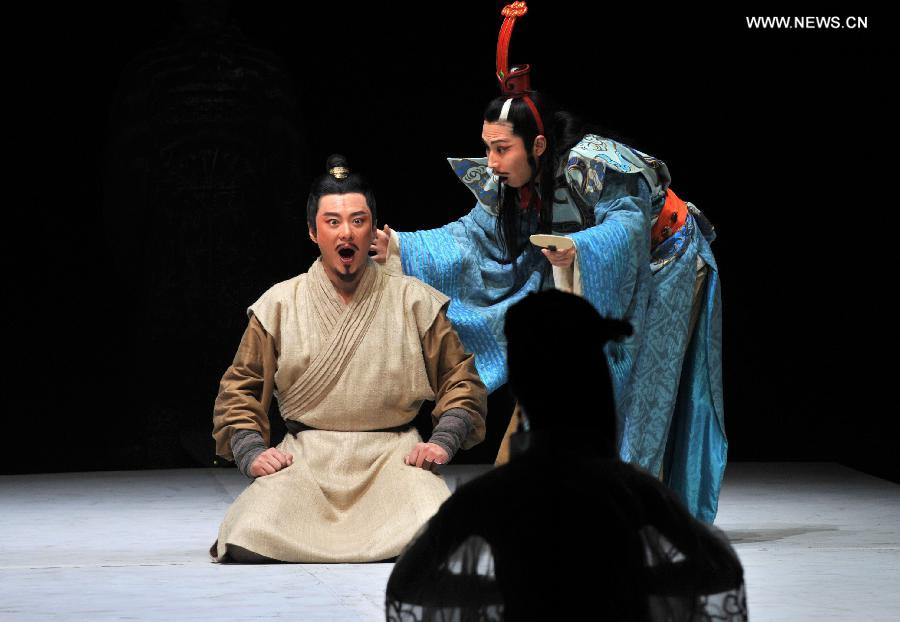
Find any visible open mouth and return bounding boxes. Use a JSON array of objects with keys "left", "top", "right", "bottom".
[{"left": 338, "top": 247, "right": 356, "bottom": 264}]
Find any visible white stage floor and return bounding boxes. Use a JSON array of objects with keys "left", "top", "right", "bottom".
[{"left": 1, "top": 462, "right": 898, "bottom": 621}]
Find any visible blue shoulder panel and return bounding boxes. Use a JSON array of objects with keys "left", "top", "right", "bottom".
[{"left": 447, "top": 157, "right": 500, "bottom": 214}]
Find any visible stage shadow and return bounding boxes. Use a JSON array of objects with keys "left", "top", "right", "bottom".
[{"left": 725, "top": 526, "right": 839, "bottom": 543}]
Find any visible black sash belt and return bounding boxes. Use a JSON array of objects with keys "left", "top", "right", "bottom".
[{"left": 284, "top": 419, "right": 414, "bottom": 438}]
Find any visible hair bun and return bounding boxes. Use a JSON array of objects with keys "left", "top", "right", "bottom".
[
  {"left": 326, "top": 153, "right": 350, "bottom": 179},
  {"left": 602, "top": 319, "right": 634, "bottom": 343}
]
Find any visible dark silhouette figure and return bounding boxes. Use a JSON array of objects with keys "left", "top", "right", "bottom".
[{"left": 386, "top": 290, "right": 746, "bottom": 621}]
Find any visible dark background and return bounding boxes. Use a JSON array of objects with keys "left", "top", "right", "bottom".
[{"left": 6, "top": 3, "right": 895, "bottom": 481}]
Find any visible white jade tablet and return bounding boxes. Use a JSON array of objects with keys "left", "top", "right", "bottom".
[{"left": 529, "top": 234, "right": 574, "bottom": 251}]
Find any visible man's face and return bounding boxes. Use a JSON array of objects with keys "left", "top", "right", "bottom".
[
  {"left": 308, "top": 193, "right": 375, "bottom": 284},
  {"left": 482, "top": 121, "right": 532, "bottom": 188}
]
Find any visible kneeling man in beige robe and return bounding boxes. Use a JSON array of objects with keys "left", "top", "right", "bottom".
[{"left": 209, "top": 156, "right": 487, "bottom": 563}]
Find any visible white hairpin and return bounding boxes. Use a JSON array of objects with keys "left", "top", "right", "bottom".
[{"left": 499, "top": 98, "right": 514, "bottom": 122}]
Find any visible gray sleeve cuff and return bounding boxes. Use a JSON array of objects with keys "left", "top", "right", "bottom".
[
  {"left": 230, "top": 429, "right": 267, "bottom": 478},
  {"left": 427, "top": 408, "right": 474, "bottom": 463}
]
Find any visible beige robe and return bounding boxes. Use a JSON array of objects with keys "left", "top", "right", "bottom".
[{"left": 210, "top": 258, "right": 486, "bottom": 562}]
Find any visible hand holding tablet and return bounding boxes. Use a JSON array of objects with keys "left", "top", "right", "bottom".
[{"left": 529, "top": 234, "right": 575, "bottom": 252}]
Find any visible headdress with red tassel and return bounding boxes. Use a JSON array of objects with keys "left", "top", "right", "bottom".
[{"left": 496, "top": 2, "right": 544, "bottom": 136}]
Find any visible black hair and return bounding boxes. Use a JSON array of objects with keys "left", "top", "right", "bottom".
[
  {"left": 504, "top": 290, "right": 632, "bottom": 454},
  {"left": 306, "top": 154, "right": 377, "bottom": 232},
  {"left": 483, "top": 91, "right": 588, "bottom": 263}
]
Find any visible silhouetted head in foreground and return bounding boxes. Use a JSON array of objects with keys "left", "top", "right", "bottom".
[
  {"left": 386, "top": 290, "right": 746, "bottom": 621},
  {"left": 504, "top": 289, "right": 632, "bottom": 456}
]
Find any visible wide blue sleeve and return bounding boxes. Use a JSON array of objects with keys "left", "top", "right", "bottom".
[
  {"left": 396, "top": 205, "right": 544, "bottom": 393},
  {"left": 568, "top": 171, "right": 653, "bottom": 440},
  {"left": 569, "top": 170, "right": 652, "bottom": 321}
]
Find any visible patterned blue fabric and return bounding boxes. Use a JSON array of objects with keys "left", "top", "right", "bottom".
[
  {"left": 663, "top": 238, "right": 726, "bottom": 524},
  {"left": 398, "top": 136, "right": 726, "bottom": 523},
  {"left": 566, "top": 134, "right": 671, "bottom": 208},
  {"left": 626, "top": 213, "right": 726, "bottom": 523},
  {"left": 448, "top": 157, "right": 499, "bottom": 210},
  {"left": 568, "top": 171, "right": 652, "bottom": 453}
]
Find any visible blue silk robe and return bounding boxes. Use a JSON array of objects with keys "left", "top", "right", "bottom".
[{"left": 394, "top": 135, "right": 726, "bottom": 523}]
